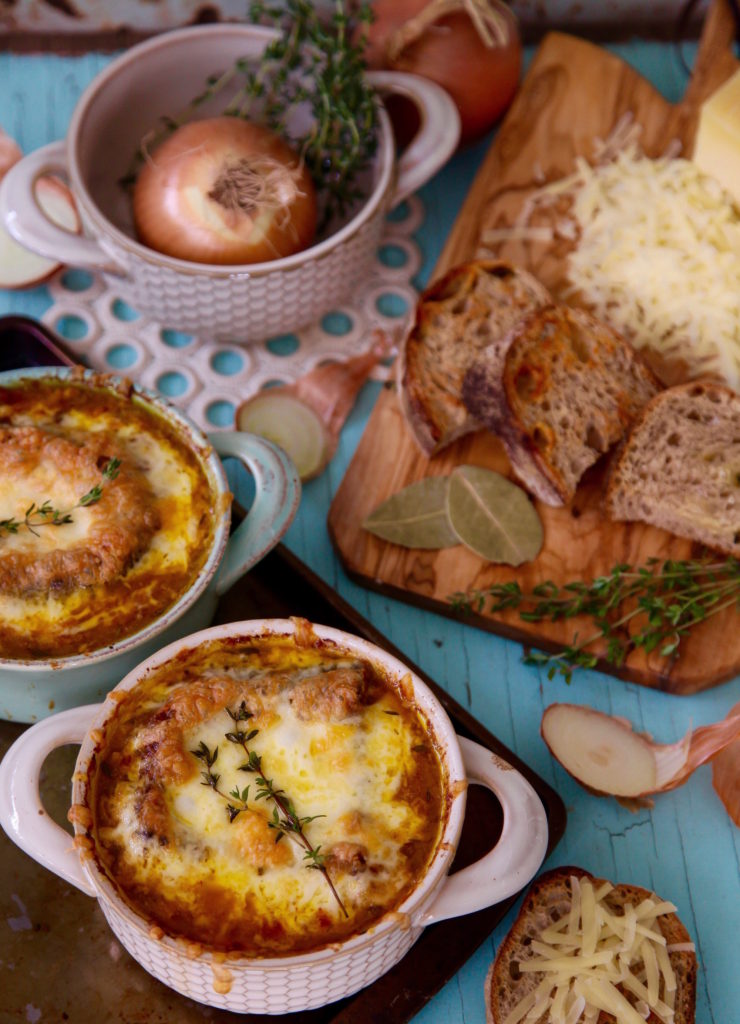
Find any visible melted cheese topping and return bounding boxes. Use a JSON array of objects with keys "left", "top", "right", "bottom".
[
  {"left": 0, "top": 377, "right": 216, "bottom": 659},
  {"left": 504, "top": 876, "right": 695, "bottom": 1024},
  {"left": 89, "top": 636, "right": 447, "bottom": 956}
]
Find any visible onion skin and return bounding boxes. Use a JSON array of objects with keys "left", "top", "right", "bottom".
[
  {"left": 542, "top": 702, "right": 740, "bottom": 816},
  {"left": 362, "top": 0, "right": 522, "bottom": 145},
  {"left": 133, "top": 117, "right": 317, "bottom": 265}
]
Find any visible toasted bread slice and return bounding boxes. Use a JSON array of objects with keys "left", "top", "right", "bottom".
[
  {"left": 605, "top": 380, "right": 740, "bottom": 556},
  {"left": 486, "top": 866, "right": 697, "bottom": 1024},
  {"left": 398, "top": 260, "right": 551, "bottom": 456},
  {"left": 462, "top": 305, "right": 660, "bottom": 506}
]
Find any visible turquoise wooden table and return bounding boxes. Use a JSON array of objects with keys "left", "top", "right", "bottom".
[{"left": 0, "top": 36, "right": 738, "bottom": 1024}]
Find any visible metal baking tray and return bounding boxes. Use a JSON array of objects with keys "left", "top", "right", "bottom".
[{"left": 0, "top": 315, "right": 566, "bottom": 1022}]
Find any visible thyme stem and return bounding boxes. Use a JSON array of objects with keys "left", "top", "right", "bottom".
[
  {"left": 0, "top": 458, "right": 121, "bottom": 539},
  {"left": 192, "top": 702, "right": 348, "bottom": 917},
  {"left": 449, "top": 557, "right": 740, "bottom": 681}
]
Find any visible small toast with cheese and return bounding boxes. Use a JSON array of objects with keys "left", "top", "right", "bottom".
[
  {"left": 486, "top": 866, "right": 697, "bottom": 1024},
  {"left": 398, "top": 260, "right": 551, "bottom": 456}
]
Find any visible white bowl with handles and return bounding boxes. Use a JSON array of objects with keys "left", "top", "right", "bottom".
[
  {"left": 0, "top": 617, "right": 549, "bottom": 1014},
  {"left": 0, "top": 367, "right": 301, "bottom": 722},
  {"left": 0, "top": 24, "right": 460, "bottom": 342}
]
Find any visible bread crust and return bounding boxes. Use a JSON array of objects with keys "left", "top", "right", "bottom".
[
  {"left": 463, "top": 305, "right": 660, "bottom": 506},
  {"left": 398, "top": 260, "right": 551, "bottom": 456},
  {"left": 486, "top": 865, "right": 697, "bottom": 1024}
]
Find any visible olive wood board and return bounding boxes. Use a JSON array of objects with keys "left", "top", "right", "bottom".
[
  {"left": 0, "top": 543, "right": 566, "bottom": 1024},
  {"left": 328, "top": 0, "right": 740, "bottom": 696}
]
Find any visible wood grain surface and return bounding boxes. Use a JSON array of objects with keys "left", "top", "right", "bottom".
[{"left": 329, "top": 0, "right": 740, "bottom": 695}]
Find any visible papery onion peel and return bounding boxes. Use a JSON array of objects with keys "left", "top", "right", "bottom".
[
  {"left": 362, "top": 0, "right": 521, "bottom": 144},
  {"left": 132, "top": 116, "right": 317, "bottom": 265},
  {"left": 541, "top": 703, "right": 740, "bottom": 814},
  {"left": 236, "top": 330, "right": 393, "bottom": 481},
  {"left": 712, "top": 701, "right": 740, "bottom": 826}
]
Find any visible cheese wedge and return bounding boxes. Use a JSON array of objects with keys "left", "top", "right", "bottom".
[{"left": 692, "top": 68, "right": 740, "bottom": 206}]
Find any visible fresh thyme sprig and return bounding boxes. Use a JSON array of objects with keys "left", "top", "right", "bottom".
[
  {"left": 245, "top": 0, "right": 377, "bottom": 229},
  {"left": 192, "top": 701, "right": 348, "bottom": 917},
  {"left": 124, "top": 2, "right": 377, "bottom": 231},
  {"left": 449, "top": 557, "right": 740, "bottom": 682},
  {"left": 0, "top": 458, "right": 121, "bottom": 538}
]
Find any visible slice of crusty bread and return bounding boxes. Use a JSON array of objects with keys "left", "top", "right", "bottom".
[
  {"left": 605, "top": 380, "right": 740, "bottom": 557},
  {"left": 486, "top": 866, "right": 697, "bottom": 1024},
  {"left": 462, "top": 305, "right": 660, "bottom": 506},
  {"left": 398, "top": 260, "right": 551, "bottom": 456}
]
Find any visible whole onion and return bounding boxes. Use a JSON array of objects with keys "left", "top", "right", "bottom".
[
  {"left": 362, "top": 0, "right": 522, "bottom": 145},
  {"left": 133, "top": 116, "right": 318, "bottom": 265}
]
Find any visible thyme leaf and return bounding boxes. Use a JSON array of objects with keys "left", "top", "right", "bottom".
[
  {"left": 0, "top": 458, "right": 122, "bottom": 539},
  {"left": 124, "top": 2, "right": 378, "bottom": 231},
  {"left": 449, "top": 557, "right": 740, "bottom": 682},
  {"left": 193, "top": 702, "right": 347, "bottom": 916}
]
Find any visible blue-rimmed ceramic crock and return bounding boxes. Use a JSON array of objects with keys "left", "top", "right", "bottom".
[{"left": 0, "top": 366, "right": 301, "bottom": 722}]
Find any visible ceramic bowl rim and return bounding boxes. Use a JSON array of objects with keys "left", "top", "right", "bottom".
[
  {"left": 66, "top": 23, "right": 397, "bottom": 278},
  {"left": 71, "top": 617, "right": 468, "bottom": 967},
  {"left": 0, "top": 366, "right": 231, "bottom": 672}
]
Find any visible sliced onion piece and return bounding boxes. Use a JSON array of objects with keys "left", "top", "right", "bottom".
[
  {"left": 237, "top": 392, "right": 330, "bottom": 481},
  {"left": 236, "top": 331, "right": 393, "bottom": 481},
  {"left": 712, "top": 701, "right": 740, "bottom": 827},
  {"left": 0, "top": 174, "right": 80, "bottom": 289},
  {"left": 0, "top": 126, "right": 22, "bottom": 176},
  {"left": 541, "top": 702, "right": 740, "bottom": 801}
]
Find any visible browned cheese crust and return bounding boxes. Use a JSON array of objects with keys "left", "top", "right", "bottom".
[
  {"left": 486, "top": 866, "right": 697, "bottom": 1024},
  {"left": 399, "top": 260, "right": 552, "bottom": 456},
  {"left": 0, "top": 426, "right": 160, "bottom": 596},
  {"left": 90, "top": 637, "right": 444, "bottom": 956}
]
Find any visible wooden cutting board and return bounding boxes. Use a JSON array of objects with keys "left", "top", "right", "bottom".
[{"left": 328, "top": 0, "right": 740, "bottom": 696}]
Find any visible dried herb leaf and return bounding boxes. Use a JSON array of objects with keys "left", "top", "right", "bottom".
[
  {"left": 446, "top": 466, "right": 543, "bottom": 566},
  {"left": 363, "top": 477, "right": 458, "bottom": 549}
]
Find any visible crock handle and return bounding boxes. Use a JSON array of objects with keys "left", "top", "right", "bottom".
[
  {"left": 0, "top": 140, "right": 125, "bottom": 273},
  {"left": 0, "top": 705, "right": 100, "bottom": 897},
  {"left": 418, "top": 737, "right": 548, "bottom": 925},
  {"left": 365, "top": 70, "right": 461, "bottom": 205},
  {"left": 209, "top": 431, "right": 301, "bottom": 597}
]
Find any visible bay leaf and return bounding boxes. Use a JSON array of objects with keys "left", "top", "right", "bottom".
[
  {"left": 363, "top": 476, "right": 459, "bottom": 549},
  {"left": 446, "top": 465, "right": 543, "bottom": 565}
]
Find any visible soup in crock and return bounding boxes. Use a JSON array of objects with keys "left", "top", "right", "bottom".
[
  {"left": 0, "top": 373, "right": 217, "bottom": 659},
  {"left": 82, "top": 629, "right": 448, "bottom": 956}
]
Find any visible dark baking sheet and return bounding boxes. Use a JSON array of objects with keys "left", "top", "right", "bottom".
[
  {"left": 0, "top": 546, "right": 565, "bottom": 1024},
  {"left": 0, "top": 317, "right": 566, "bottom": 1021}
]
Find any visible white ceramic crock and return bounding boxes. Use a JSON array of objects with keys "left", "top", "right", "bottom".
[
  {"left": 0, "top": 25, "right": 460, "bottom": 342},
  {"left": 0, "top": 618, "right": 549, "bottom": 1015},
  {"left": 0, "top": 368, "right": 301, "bottom": 722}
]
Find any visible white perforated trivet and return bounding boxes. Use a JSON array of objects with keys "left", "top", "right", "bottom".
[{"left": 42, "top": 196, "right": 424, "bottom": 433}]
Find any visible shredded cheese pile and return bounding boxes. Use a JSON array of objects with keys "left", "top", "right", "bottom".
[
  {"left": 480, "top": 123, "right": 740, "bottom": 391},
  {"left": 503, "top": 875, "right": 695, "bottom": 1024}
]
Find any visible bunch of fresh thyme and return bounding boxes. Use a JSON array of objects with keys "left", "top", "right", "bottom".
[
  {"left": 125, "top": 1, "right": 377, "bottom": 231},
  {"left": 450, "top": 557, "right": 740, "bottom": 681},
  {"left": 0, "top": 458, "right": 121, "bottom": 538},
  {"left": 192, "top": 701, "right": 348, "bottom": 916}
]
